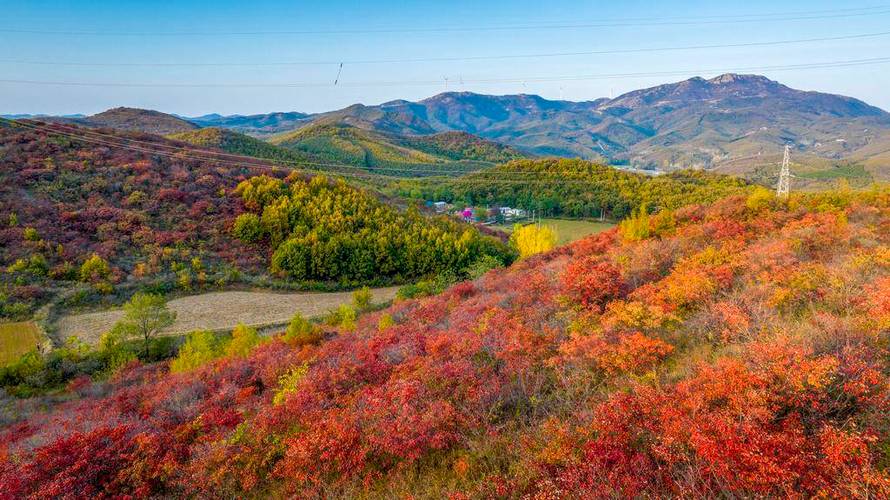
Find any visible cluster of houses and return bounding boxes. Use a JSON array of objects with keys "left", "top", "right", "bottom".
[{"left": 428, "top": 201, "right": 528, "bottom": 224}]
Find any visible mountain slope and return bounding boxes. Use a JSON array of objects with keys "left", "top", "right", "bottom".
[
  {"left": 269, "top": 123, "right": 525, "bottom": 175},
  {"left": 3, "top": 189, "right": 888, "bottom": 497},
  {"left": 53, "top": 107, "right": 200, "bottom": 135},
  {"left": 258, "top": 75, "right": 890, "bottom": 174},
  {"left": 402, "top": 158, "right": 751, "bottom": 218},
  {"left": 0, "top": 121, "right": 509, "bottom": 320},
  {"left": 600, "top": 74, "right": 890, "bottom": 168},
  {"left": 167, "top": 127, "right": 313, "bottom": 165},
  {"left": 185, "top": 111, "right": 311, "bottom": 137}
]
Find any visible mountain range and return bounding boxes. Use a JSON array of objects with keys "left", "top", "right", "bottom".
[
  {"left": 7, "top": 74, "right": 890, "bottom": 179},
  {"left": 187, "top": 74, "right": 890, "bottom": 178}
]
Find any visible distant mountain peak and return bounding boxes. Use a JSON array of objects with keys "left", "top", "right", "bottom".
[
  {"left": 707, "top": 73, "right": 777, "bottom": 86},
  {"left": 84, "top": 107, "right": 198, "bottom": 134}
]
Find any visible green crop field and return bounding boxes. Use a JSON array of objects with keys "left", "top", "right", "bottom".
[
  {"left": 493, "top": 218, "right": 615, "bottom": 245},
  {"left": 0, "top": 321, "right": 42, "bottom": 365}
]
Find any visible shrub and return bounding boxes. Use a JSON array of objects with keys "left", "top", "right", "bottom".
[
  {"left": 352, "top": 286, "right": 373, "bottom": 312},
  {"left": 170, "top": 330, "right": 219, "bottom": 373},
  {"left": 224, "top": 323, "right": 261, "bottom": 358},
  {"left": 273, "top": 363, "right": 309, "bottom": 405},
  {"left": 464, "top": 254, "right": 503, "bottom": 280},
  {"left": 619, "top": 204, "right": 650, "bottom": 241},
  {"left": 283, "top": 313, "right": 321, "bottom": 345},
  {"left": 79, "top": 254, "right": 111, "bottom": 283},
  {"left": 377, "top": 313, "right": 395, "bottom": 331},
  {"left": 325, "top": 304, "right": 357, "bottom": 331},
  {"left": 97, "top": 330, "right": 136, "bottom": 374},
  {"left": 232, "top": 213, "right": 264, "bottom": 243}
]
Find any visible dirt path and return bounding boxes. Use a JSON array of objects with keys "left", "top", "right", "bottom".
[{"left": 55, "top": 287, "right": 400, "bottom": 345}]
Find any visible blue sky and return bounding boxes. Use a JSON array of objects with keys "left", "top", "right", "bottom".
[{"left": 2, "top": 0, "right": 889, "bottom": 115}]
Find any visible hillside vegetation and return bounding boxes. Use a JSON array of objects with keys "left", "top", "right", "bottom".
[
  {"left": 168, "top": 127, "right": 313, "bottom": 165},
  {"left": 3, "top": 188, "right": 888, "bottom": 497},
  {"left": 269, "top": 123, "right": 524, "bottom": 175},
  {"left": 0, "top": 122, "right": 507, "bottom": 321},
  {"left": 230, "top": 174, "right": 513, "bottom": 282},
  {"left": 399, "top": 158, "right": 751, "bottom": 218},
  {"left": 51, "top": 108, "right": 199, "bottom": 135}
]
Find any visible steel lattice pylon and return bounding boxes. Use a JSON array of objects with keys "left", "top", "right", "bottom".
[{"left": 776, "top": 145, "right": 791, "bottom": 198}]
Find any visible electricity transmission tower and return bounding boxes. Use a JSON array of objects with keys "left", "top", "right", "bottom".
[{"left": 776, "top": 145, "right": 791, "bottom": 198}]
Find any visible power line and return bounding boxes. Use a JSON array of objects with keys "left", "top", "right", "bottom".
[
  {"left": 3, "top": 56, "right": 890, "bottom": 89},
  {"left": 3, "top": 30, "right": 889, "bottom": 67},
  {"left": 2, "top": 5, "right": 889, "bottom": 36}
]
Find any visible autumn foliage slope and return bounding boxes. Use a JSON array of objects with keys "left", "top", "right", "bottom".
[{"left": 2, "top": 189, "right": 890, "bottom": 497}]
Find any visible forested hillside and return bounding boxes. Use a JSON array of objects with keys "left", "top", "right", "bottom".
[
  {"left": 49, "top": 108, "right": 199, "bottom": 135},
  {"left": 230, "top": 174, "right": 513, "bottom": 282},
  {"left": 0, "top": 122, "right": 509, "bottom": 319},
  {"left": 168, "top": 127, "right": 314, "bottom": 165},
  {"left": 269, "top": 123, "right": 524, "bottom": 176},
  {"left": 3, "top": 188, "right": 887, "bottom": 497},
  {"left": 397, "top": 158, "right": 751, "bottom": 218}
]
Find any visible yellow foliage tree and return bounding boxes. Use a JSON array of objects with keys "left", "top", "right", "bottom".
[
  {"left": 284, "top": 313, "right": 322, "bottom": 345},
  {"left": 618, "top": 204, "right": 650, "bottom": 242},
  {"left": 510, "top": 224, "right": 557, "bottom": 259},
  {"left": 225, "top": 323, "right": 261, "bottom": 358},
  {"left": 170, "top": 330, "right": 219, "bottom": 373}
]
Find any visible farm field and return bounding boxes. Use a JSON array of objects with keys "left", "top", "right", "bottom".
[
  {"left": 55, "top": 287, "right": 400, "bottom": 345},
  {"left": 0, "top": 321, "right": 43, "bottom": 365},
  {"left": 492, "top": 218, "right": 615, "bottom": 245}
]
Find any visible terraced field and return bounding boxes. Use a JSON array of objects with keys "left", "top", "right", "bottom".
[{"left": 56, "top": 287, "right": 400, "bottom": 345}]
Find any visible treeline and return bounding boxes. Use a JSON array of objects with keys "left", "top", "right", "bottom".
[
  {"left": 232, "top": 174, "right": 514, "bottom": 283},
  {"left": 392, "top": 158, "right": 751, "bottom": 219}
]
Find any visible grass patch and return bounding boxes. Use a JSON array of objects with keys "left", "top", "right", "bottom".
[
  {"left": 0, "top": 321, "right": 43, "bottom": 365},
  {"left": 798, "top": 163, "right": 871, "bottom": 181}
]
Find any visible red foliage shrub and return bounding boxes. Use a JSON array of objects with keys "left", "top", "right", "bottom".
[
  {"left": 2, "top": 191, "right": 889, "bottom": 497},
  {"left": 562, "top": 257, "right": 624, "bottom": 312}
]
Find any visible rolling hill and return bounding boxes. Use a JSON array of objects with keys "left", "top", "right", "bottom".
[
  {"left": 268, "top": 122, "right": 525, "bottom": 175},
  {"left": 49, "top": 107, "right": 199, "bottom": 135},
  {"left": 167, "top": 127, "right": 314, "bottom": 165},
  {"left": 0, "top": 121, "right": 510, "bottom": 321}
]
